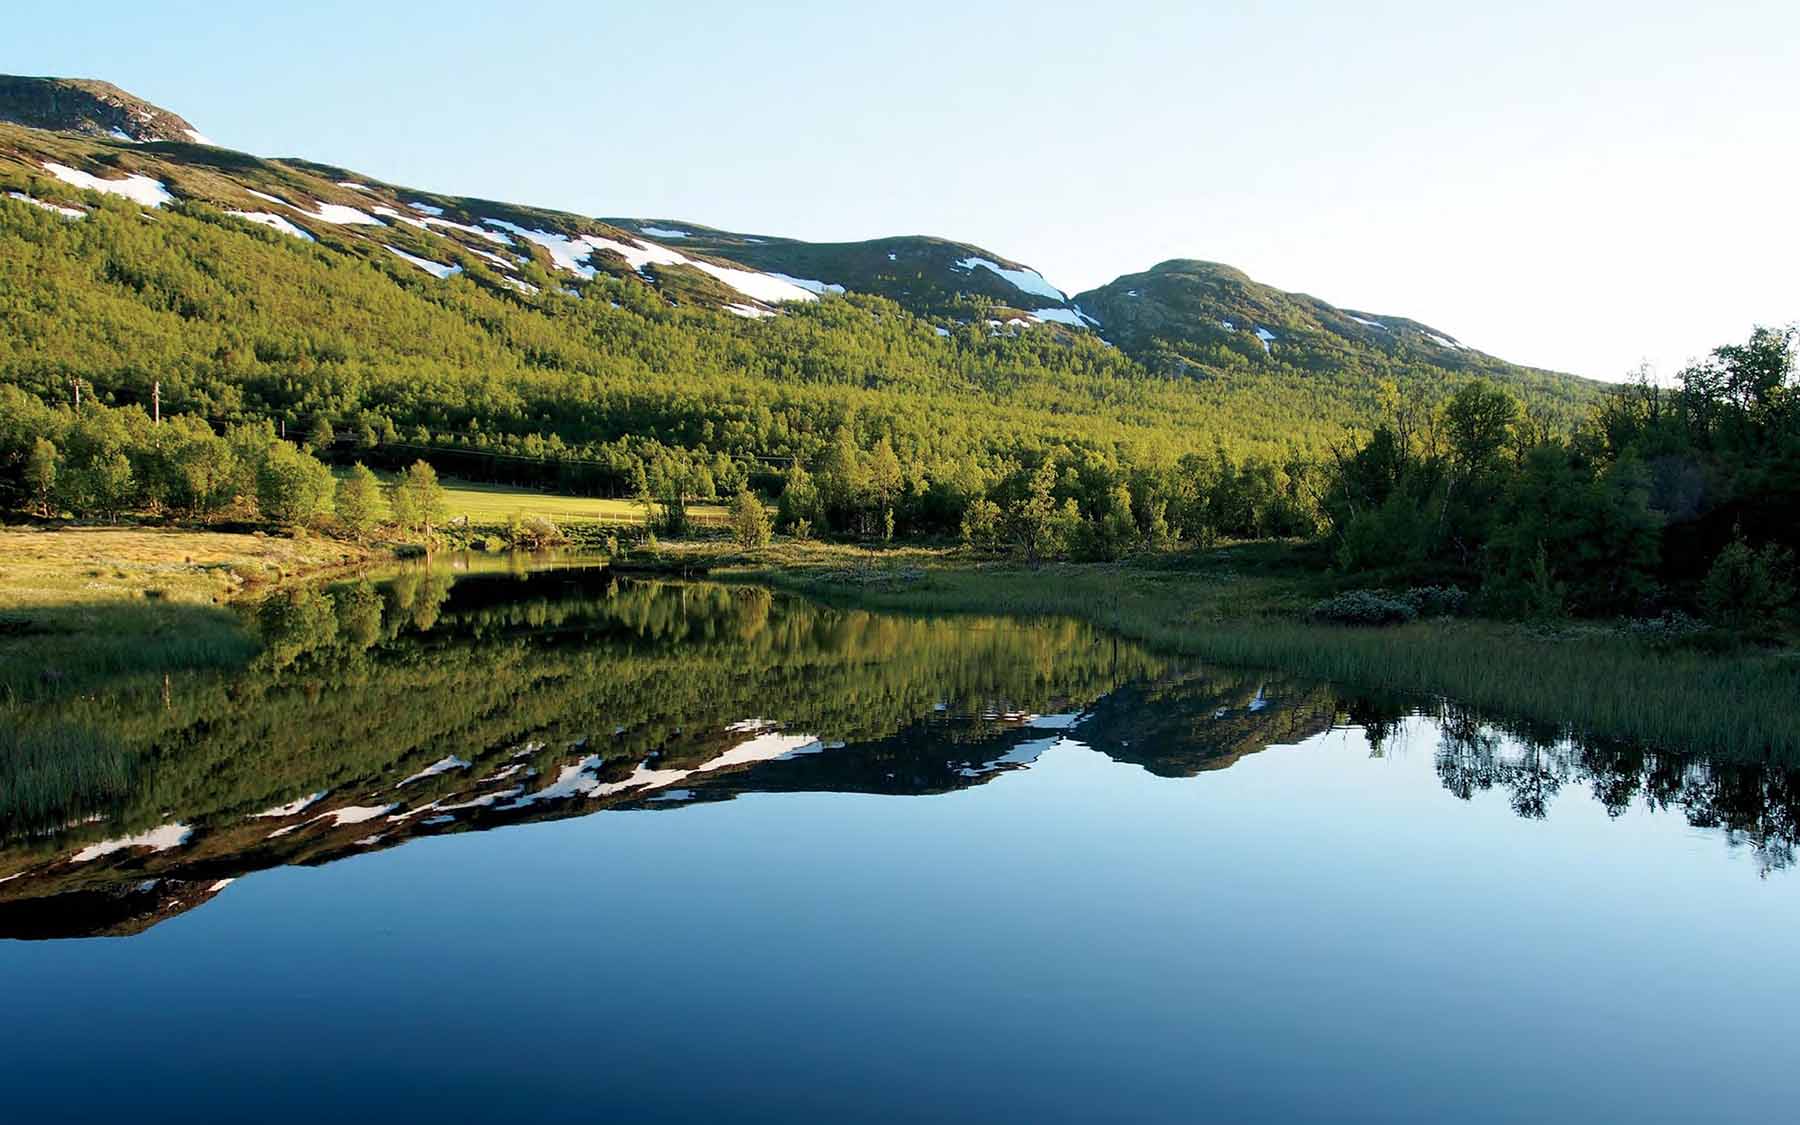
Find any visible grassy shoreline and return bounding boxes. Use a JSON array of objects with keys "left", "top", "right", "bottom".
[
  {"left": 669, "top": 539, "right": 1800, "bottom": 761},
  {"left": 0, "top": 525, "right": 390, "bottom": 703},
  {"left": 4, "top": 524, "right": 1796, "bottom": 760}
]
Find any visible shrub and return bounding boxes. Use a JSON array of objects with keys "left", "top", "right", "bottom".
[
  {"left": 505, "top": 513, "right": 567, "bottom": 551},
  {"left": 731, "top": 487, "right": 772, "bottom": 549},
  {"left": 1310, "top": 589, "right": 1419, "bottom": 626},
  {"left": 1702, "top": 534, "right": 1795, "bottom": 633},
  {"left": 1398, "top": 586, "right": 1469, "bottom": 618},
  {"left": 959, "top": 498, "right": 1002, "bottom": 552}
]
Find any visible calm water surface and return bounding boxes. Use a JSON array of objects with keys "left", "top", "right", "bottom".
[{"left": 2, "top": 563, "right": 1795, "bottom": 1122}]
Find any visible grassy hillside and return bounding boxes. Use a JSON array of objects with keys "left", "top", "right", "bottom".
[
  {"left": 610, "top": 221, "right": 1085, "bottom": 319},
  {"left": 1075, "top": 260, "right": 1593, "bottom": 414},
  {"left": 0, "top": 79, "right": 1610, "bottom": 545}
]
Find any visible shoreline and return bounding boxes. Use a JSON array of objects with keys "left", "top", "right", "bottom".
[{"left": 5, "top": 525, "right": 1796, "bottom": 760}]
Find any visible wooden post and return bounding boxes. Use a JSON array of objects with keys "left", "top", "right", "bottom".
[
  {"left": 73, "top": 377, "right": 80, "bottom": 409},
  {"left": 152, "top": 381, "right": 160, "bottom": 424}
]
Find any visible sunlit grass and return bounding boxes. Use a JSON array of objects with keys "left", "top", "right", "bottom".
[
  {"left": 0, "top": 526, "right": 374, "bottom": 703},
  {"left": 337, "top": 468, "right": 732, "bottom": 527}
]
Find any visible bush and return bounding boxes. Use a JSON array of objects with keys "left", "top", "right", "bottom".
[
  {"left": 731, "top": 487, "right": 772, "bottom": 549},
  {"left": 1701, "top": 535, "right": 1795, "bottom": 633},
  {"left": 1309, "top": 589, "right": 1419, "bottom": 626},
  {"left": 1398, "top": 586, "right": 1469, "bottom": 618},
  {"left": 959, "top": 498, "right": 1002, "bottom": 552},
  {"left": 505, "top": 513, "right": 567, "bottom": 551}
]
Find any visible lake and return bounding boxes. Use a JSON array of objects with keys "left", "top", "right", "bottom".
[{"left": 2, "top": 562, "right": 1796, "bottom": 1122}]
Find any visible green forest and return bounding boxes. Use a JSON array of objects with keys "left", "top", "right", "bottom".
[{"left": 0, "top": 178, "right": 1795, "bottom": 632}]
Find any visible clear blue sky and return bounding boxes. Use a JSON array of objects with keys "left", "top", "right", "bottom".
[{"left": 9, "top": 0, "right": 1796, "bottom": 380}]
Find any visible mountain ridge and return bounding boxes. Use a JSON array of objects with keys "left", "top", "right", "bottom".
[
  {"left": 0, "top": 75, "right": 210, "bottom": 144},
  {"left": 0, "top": 73, "right": 1580, "bottom": 389}
]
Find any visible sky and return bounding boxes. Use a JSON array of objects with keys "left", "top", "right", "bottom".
[{"left": 7, "top": 0, "right": 1797, "bottom": 380}]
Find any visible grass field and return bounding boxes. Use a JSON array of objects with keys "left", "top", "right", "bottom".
[
  {"left": 0, "top": 526, "right": 381, "bottom": 704},
  {"left": 344, "top": 469, "right": 732, "bottom": 527}
]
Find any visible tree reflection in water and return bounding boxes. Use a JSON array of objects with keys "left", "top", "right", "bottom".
[{"left": 2, "top": 560, "right": 1795, "bottom": 938}]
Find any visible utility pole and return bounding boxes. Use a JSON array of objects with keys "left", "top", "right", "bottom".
[
  {"left": 72, "top": 377, "right": 81, "bottom": 409},
  {"left": 153, "top": 380, "right": 161, "bottom": 424}
]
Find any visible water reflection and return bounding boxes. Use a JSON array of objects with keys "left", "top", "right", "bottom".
[{"left": 2, "top": 563, "right": 1795, "bottom": 939}]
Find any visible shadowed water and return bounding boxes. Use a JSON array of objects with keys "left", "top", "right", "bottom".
[{"left": 1, "top": 563, "right": 1795, "bottom": 1121}]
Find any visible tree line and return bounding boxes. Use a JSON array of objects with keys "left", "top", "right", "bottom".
[{"left": 1318, "top": 326, "right": 1799, "bottom": 628}]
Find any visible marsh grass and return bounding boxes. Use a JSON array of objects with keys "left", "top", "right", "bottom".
[
  {"left": 0, "top": 525, "right": 373, "bottom": 703},
  {"left": 0, "top": 722, "right": 131, "bottom": 834},
  {"left": 695, "top": 540, "right": 1800, "bottom": 762}
]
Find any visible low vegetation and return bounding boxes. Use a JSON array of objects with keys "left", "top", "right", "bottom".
[{"left": 0, "top": 525, "right": 379, "bottom": 704}]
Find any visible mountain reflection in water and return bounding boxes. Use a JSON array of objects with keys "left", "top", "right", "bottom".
[{"left": 2, "top": 562, "right": 1795, "bottom": 940}]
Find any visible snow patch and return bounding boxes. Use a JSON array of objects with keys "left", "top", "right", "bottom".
[
  {"left": 253, "top": 791, "right": 328, "bottom": 818},
  {"left": 384, "top": 245, "right": 463, "bottom": 279},
  {"left": 1347, "top": 315, "right": 1388, "bottom": 330},
  {"left": 638, "top": 225, "right": 689, "bottom": 238},
  {"left": 463, "top": 246, "right": 517, "bottom": 271},
  {"left": 41, "top": 162, "right": 173, "bottom": 208},
  {"left": 70, "top": 823, "right": 192, "bottom": 863},
  {"left": 7, "top": 192, "right": 85, "bottom": 219},
  {"left": 245, "top": 188, "right": 287, "bottom": 206},
  {"left": 398, "top": 755, "right": 472, "bottom": 787},
  {"left": 438, "top": 786, "right": 525, "bottom": 812},
  {"left": 767, "top": 272, "right": 846, "bottom": 295},
  {"left": 698, "top": 732, "right": 824, "bottom": 773},
  {"left": 228, "top": 211, "right": 314, "bottom": 241},
  {"left": 953, "top": 256, "right": 1066, "bottom": 301},
  {"left": 1027, "top": 307, "right": 1092, "bottom": 328},
  {"left": 186, "top": 129, "right": 216, "bottom": 146},
  {"left": 1254, "top": 326, "right": 1277, "bottom": 353},
  {"left": 510, "top": 754, "right": 608, "bottom": 806},
  {"left": 726, "top": 304, "right": 775, "bottom": 318},
  {"left": 337, "top": 181, "right": 375, "bottom": 193},
  {"left": 303, "top": 201, "right": 384, "bottom": 226},
  {"left": 377, "top": 206, "right": 510, "bottom": 245},
  {"left": 1425, "top": 332, "right": 1463, "bottom": 350},
  {"left": 483, "top": 220, "right": 817, "bottom": 304},
  {"left": 408, "top": 200, "right": 445, "bottom": 216},
  {"left": 323, "top": 804, "right": 399, "bottom": 826}
]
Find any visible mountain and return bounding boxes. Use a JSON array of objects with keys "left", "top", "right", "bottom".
[
  {"left": 0, "top": 75, "right": 1606, "bottom": 521},
  {"left": 0, "top": 75, "right": 211, "bottom": 144},
  {"left": 600, "top": 220, "right": 1092, "bottom": 323},
  {"left": 0, "top": 75, "right": 1567, "bottom": 367},
  {"left": 1076, "top": 260, "right": 1525, "bottom": 379}
]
